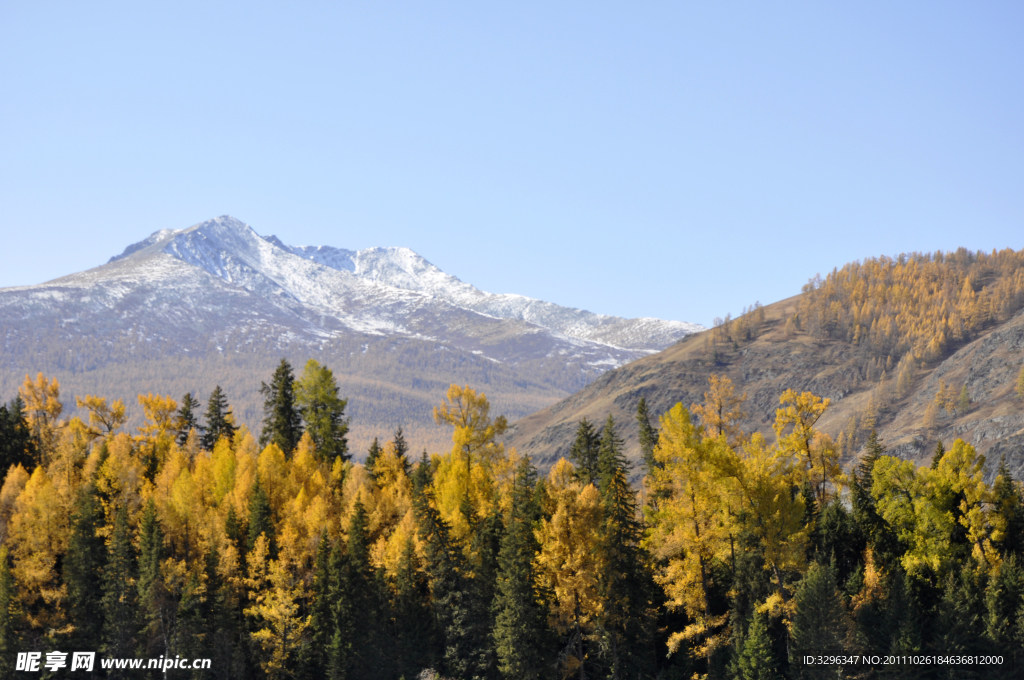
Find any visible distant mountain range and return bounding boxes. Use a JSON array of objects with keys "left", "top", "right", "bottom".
[{"left": 0, "top": 216, "right": 702, "bottom": 454}]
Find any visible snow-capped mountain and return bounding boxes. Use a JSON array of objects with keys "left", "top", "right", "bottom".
[
  {"left": 0, "top": 215, "right": 702, "bottom": 452},
  {"left": 97, "top": 215, "right": 702, "bottom": 357}
]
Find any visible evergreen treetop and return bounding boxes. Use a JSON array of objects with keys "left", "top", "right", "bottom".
[
  {"left": 259, "top": 358, "right": 303, "bottom": 454},
  {"left": 201, "top": 386, "right": 236, "bottom": 451}
]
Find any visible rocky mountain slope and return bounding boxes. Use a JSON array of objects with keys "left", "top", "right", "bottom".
[
  {"left": 0, "top": 216, "right": 701, "bottom": 454},
  {"left": 507, "top": 291, "right": 1024, "bottom": 482}
]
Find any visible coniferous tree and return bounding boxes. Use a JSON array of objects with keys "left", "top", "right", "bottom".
[
  {"left": 414, "top": 479, "right": 491, "bottom": 680},
  {"left": 936, "top": 564, "right": 988, "bottom": 679},
  {"left": 493, "top": 457, "right": 550, "bottom": 680},
  {"left": 993, "top": 456, "right": 1024, "bottom": 557},
  {"left": 985, "top": 555, "right": 1024, "bottom": 664},
  {"left": 393, "top": 426, "right": 410, "bottom": 476},
  {"left": 201, "top": 541, "right": 245, "bottom": 680},
  {"left": 225, "top": 504, "right": 245, "bottom": 552},
  {"left": 636, "top": 398, "right": 659, "bottom": 474},
  {"left": 295, "top": 359, "right": 349, "bottom": 461},
  {"left": 737, "top": 610, "right": 782, "bottom": 680},
  {"left": 102, "top": 504, "right": 138, "bottom": 673},
  {"left": 176, "top": 392, "right": 201, "bottom": 447},
  {"left": 173, "top": 570, "right": 207, "bottom": 672},
  {"left": 306, "top": 532, "right": 333, "bottom": 678},
  {"left": 394, "top": 535, "right": 435, "bottom": 678},
  {"left": 247, "top": 477, "right": 276, "bottom": 558},
  {"left": 326, "top": 540, "right": 349, "bottom": 680},
  {"left": 260, "top": 359, "right": 303, "bottom": 454},
  {"left": 344, "top": 500, "right": 387, "bottom": 679},
  {"left": 138, "top": 499, "right": 171, "bottom": 661},
  {"left": 201, "top": 386, "right": 236, "bottom": 451},
  {"left": 852, "top": 430, "right": 899, "bottom": 566},
  {"left": 569, "top": 418, "right": 601, "bottom": 488},
  {"left": 790, "top": 561, "right": 850, "bottom": 679},
  {"left": 0, "top": 396, "right": 36, "bottom": 471},
  {"left": 0, "top": 547, "right": 19, "bottom": 679},
  {"left": 932, "top": 440, "right": 946, "bottom": 469},
  {"left": 596, "top": 415, "right": 657, "bottom": 678},
  {"left": 64, "top": 484, "right": 106, "bottom": 651},
  {"left": 365, "top": 437, "right": 382, "bottom": 480}
]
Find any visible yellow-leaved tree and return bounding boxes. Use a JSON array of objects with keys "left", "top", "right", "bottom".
[
  {"left": 646, "top": 403, "right": 730, "bottom": 657},
  {"left": 716, "top": 433, "right": 807, "bottom": 605},
  {"left": 773, "top": 389, "right": 839, "bottom": 507},
  {"left": 432, "top": 384, "right": 509, "bottom": 541},
  {"left": 19, "top": 373, "right": 63, "bottom": 464},
  {"left": 690, "top": 374, "right": 748, "bottom": 447},
  {"left": 535, "top": 458, "right": 604, "bottom": 677}
]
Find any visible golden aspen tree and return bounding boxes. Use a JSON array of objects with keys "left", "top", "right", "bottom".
[
  {"left": 432, "top": 384, "right": 509, "bottom": 541},
  {"left": 690, "top": 374, "right": 748, "bottom": 446},
  {"left": 646, "top": 404, "right": 730, "bottom": 655},
  {"left": 535, "top": 458, "right": 604, "bottom": 678},
  {"left": 245, "top": 537, "right": 310, "bottom": 678},
  {"left": 75, "top": 394, "right": 127, "bottom": 439},
  {"left": 8, "top": 466, "right": 67, "bottom": 633},
  {"left": 19, "top": 372, "right": 63, "bottom": 463},
  {"left": 257, "top": 443, "right": 292, "bottom": 518},
  {"left": 137, "top": 393, "right": 178, "bottom": 449},
  {"left": 96, "top": 432, "right": 149, "bottom": 517},
  {"left": 773, "top": 390, "right": 838, "bottom": 506},
  {"left": 0, "top": 464, "right": 29, "bottom": 545},
  {"left": 1016, "top": 366, "right": 1024, "bottom": 400},
  {"left": 211, "top": 436, "right": 237, "bottom": 505},
  {"left": 716, "top": 433, "right": 807, "bottom": 603}
]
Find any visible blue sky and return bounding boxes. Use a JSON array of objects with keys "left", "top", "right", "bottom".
[{"left": 1, "top": 2, "right": 1021, "bottom": 327}]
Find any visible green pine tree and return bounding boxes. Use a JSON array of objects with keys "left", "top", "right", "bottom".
[
  {"left": 201, "top": 386, "right": 237, "bottom": 451},
  {"left": 493, "top": 457, "right": 550, "bottom": 680},
  {"left": 0, "top": 396, "right": 36, "bottom": 471},
  {"left": 138, "top": 499, "right": 170, "bottom": 661},
  {"left": 737, "top": 610, "right": 781, "bottom": 680},
  {"left": 932, "top": 440, "right": 946, "bottom": 469},
  {"left": 326, "top": 539, "right": 349, "bottom": 680},
  {"left": 394, "top": 535, "right": 435, "bottom": 678},
  {"left": 260, "top": 358, "right": 303, "bottom": 454},
  {"left": 176, "top": 392, "right": 201, "bottom": 447},
  {"left": 393, "top": 426, "right": 410, "bottom": 476},
  {"left": 102, "top": 504, "right": 138, "bottom": 674},
  {"left": 413, "top": 478, "right": 492, "bottom": 680},
  {"left": 295, "top": 359, "right": 349, "bottom": 461},
  {"left": 985, "top": 555, "right": 1024, "bottom": 659},
  {"left": 596, "top": 415, "right": 657, "bottom": 678},
  {"left": 305, "top": 532, "right": 333, "bottom": 678},
  {"left": 247, "top": 477, "right": 276, "bottom": 558},
  {"left": 64, "top": 484, "right": 106, "bottom": 651},
  {"left": 365, "top": 437, "right": 382, "bottom": 480},
  {"left": 569, "top": 418, "right": 602, "bottom": 488},
  {"left": 0, "top": 547, "right": 19, "bottom": 679},
  {"left": 344, "top": 500, "right": 389, "bottom": 679},
  {"left": 790, "top": 561, "right": 850, "bottom": 680},
  {"left": 636, "top": 397, "right": 660, "bottom": 474},
  {"left": 993, "top": 456, "right": 1024, "bottom": 557}
]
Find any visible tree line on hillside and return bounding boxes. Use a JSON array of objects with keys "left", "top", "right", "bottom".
[{"left": 0, "top": 362, "right": 1023, "bottom": 679}]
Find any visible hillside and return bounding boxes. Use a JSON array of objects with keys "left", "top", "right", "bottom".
[
  {"left": 0, "top": 216, "right": 701, "bottom": 455},
  {"left": 508, "top": 251, "right": 1024, "bottom": 482}
]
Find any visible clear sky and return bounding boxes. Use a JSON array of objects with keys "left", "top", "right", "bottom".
[{"left": 1, "top": 2, "right": 1021, "bottom": 327}]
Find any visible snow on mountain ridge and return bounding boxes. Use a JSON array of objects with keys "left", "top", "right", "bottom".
[
  {"left": 97, "top": 215, "right": 701, "bottom": 354},
  {"left": 268, "top": 227, "right": 704, "bottom": 350}
]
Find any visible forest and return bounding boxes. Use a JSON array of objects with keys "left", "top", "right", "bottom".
[{"left": 0, "top": 355, "right": 1022, "bottom": 679}]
